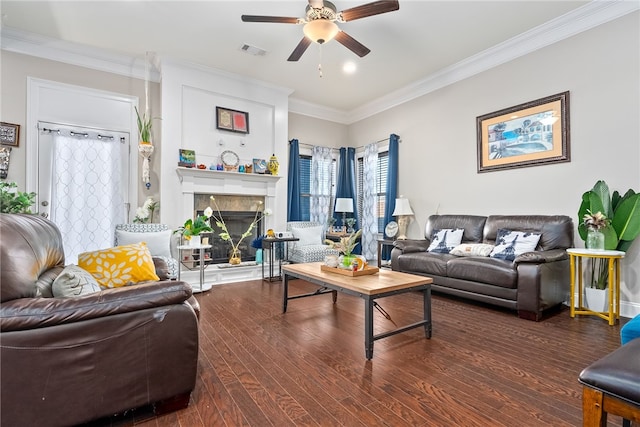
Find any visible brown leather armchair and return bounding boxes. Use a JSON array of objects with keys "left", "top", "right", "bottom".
[{"left": 0, "top": 214, "right": 200, "bottom": 427}]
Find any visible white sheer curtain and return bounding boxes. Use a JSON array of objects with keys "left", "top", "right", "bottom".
[
  {"left": 310, "top": 146, "right": 333, "bottom": 227},
  {"left": 50, "top": 134, "right": 124, "bottom": 263},
  {"left": 361, "top": 143, "right": 379, "bottom": 260}
]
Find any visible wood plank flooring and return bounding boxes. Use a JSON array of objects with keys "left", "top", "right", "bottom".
[{"left": 86, "top": 278, "right": 630, "bottom": 427}]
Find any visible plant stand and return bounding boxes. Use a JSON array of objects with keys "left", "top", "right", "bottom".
[{"left": 567, "top": 248, "right": 625, "bottom": 325}]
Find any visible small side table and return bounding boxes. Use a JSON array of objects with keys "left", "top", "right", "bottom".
[
  {"left": 567, "top": 248, "right": 625, "bottom": 326},
  {"left": 262, "top": 237, "right": 299, "bottom": 282},
  {"left": 377, "top": 239, "right": 395, "bottom": 268},
  {"left": 177, "top": 244, "right": 213, "bottom": 293}
]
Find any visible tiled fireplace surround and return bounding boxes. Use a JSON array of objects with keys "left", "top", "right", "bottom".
[{"left": 176, "top": 168, "right": 281, "bottom": 286}]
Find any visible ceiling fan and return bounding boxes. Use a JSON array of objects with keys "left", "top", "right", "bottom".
[{"left": 241, "top": 0, "right": 400, "bottom": 62}]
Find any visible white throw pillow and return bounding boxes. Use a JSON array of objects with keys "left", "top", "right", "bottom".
[
  {"left": 115, "top": 229, "right": 172, "bottom": 258},
  {"left": 489, "top": 229, "right": 541, "bottom": 261},
  {"left": 291, "top": 226, "right": 324, "bottom": 246},
  {"left": 52, "top": 265, "right": 101, "bottom": 298},
  {"left": 427, "top": 228, "right": 464, "bottom": 254},
  {"left": 450, "top": 243, "right": 495, "bottom": 257}
]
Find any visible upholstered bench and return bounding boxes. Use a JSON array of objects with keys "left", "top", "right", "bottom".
[{"left": 579, "top": 338, "right": 640, "bottom": 426}]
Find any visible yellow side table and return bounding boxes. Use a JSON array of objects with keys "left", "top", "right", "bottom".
[{"left": 567, "top": 248, "right": 625, "bottom": 325}]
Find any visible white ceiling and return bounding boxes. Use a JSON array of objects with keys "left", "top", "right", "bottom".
[{"left": 1, "top": 1, "right": 633, "bottom": 120}]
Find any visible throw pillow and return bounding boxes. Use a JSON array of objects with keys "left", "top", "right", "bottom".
[
  {"left": 78, "top": 242, "right": 160, "bottom": 289},
  {"left": 490, "top": 229, "right": 541, "bottom": 261},
  {"left": 427, "top": 228, "right": 464, "bottom": 254},
  {"left": 115, "top": 229, "right": 172, "bottom": 258},
  {"left": 52, "top": 265, "right": 102, "bottom": 298},
  {"left": 291, "top": 226, "right": 324, "bottom": 246},
  {"left": 450, "top": 243, "right": 495, "bottom": 257}
]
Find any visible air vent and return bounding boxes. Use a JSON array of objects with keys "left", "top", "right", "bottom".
[{"left": 240, "top": 44, "right": 267, "bottom": 56}]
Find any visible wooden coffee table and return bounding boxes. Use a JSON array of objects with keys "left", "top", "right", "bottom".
[{"left": 281, "top": 262, "right": 433, "bottom": 359}]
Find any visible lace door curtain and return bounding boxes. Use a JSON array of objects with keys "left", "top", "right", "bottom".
[
  {"left": 310, "top": 146, "right": 333, "bottom": 227},
  {"left": 50, "top": 134, "right": 124, "bottom": 263},
  {"left": 361, "top": 143, "right": 378, "bottom": 260}
]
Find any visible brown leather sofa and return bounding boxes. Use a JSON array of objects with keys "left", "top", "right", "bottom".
[
  {"left": 0, "top": 214, "right": 200, "bottom": 427},
  {"left": 391, "top": 215, "right": 574, "bottom": 320}
]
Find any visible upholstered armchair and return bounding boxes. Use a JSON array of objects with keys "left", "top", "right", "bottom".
[
  {"left": 115, "top": 223, "right": 179, "bottom": 279},
  {"left": 0, "top": 214, "right": 199, "bottom": 426},
  {"left": 286, "top": 221, "right": 339, "bottom": 263}
]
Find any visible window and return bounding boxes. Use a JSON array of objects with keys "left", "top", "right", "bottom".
[
  {"left": 299, "top": 154, "right": 336, "bottom": 221},
  {"left": 357, "top": 150, "right": 388, "bottom": 233}
]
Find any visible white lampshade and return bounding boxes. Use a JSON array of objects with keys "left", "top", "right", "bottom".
[
  {"left": 303, "top": 19, "right": 340, "bottom": 44},
  {"left": 392, "top": 198, "right": 413, "bottom": 216},
  {"left": 335, "top": 198, "right": 353, "bottom": 213}
]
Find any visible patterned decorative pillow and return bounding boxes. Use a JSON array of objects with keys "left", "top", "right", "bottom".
[
  {"left": 489, "top": 229, "right": 541, "bottom": 261},
  {"left": 115, "top": 229, "right": 172, "bottom": 258},
  {"left": 78, "top": 242, "right": 160, "bottom": 289},
  {"left": 291, "top": 226, "right": 324, "bottom": 246},
  {"left": 52, "top": 265, "right": 102, "bottom": 298},
  {"left": 450, "top": 243, "right": 495, "bottom": 257},
  {"left": 427, "top": 228, "right": 464, "bottom": 254}
]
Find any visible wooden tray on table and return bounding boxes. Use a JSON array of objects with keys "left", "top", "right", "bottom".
[{"left": 320, "top": 265, "right": 379, "bottom": 277}]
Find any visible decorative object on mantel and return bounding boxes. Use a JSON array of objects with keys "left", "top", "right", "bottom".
[
  {"left": 178, "top": 149, "right": 196, "bottom": 168},
  {"left": 133, "top": 197, "right": 159, "bottom": 223},
  {"left": 216, "top": 106, "right": 249, "bottom": 134},
  {"left": 0, "top": 122, "right": 20, "bottom": 147},
  {"left": 175, "top": 207, "right": 213, "bottom": 246},
  {"left": 267, "top": 154, "right": 279, "bottom": 175},
  {"left": 221, "top": 150, "right": 240, "bottom": 171},
  {"left": 253, "top": 158, "right": 267, "bottom": 174},
  {"left": 209, "top": 196, "right": 272, "bottom": 265}
]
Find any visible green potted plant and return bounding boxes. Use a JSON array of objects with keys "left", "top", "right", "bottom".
[
  {"left": 0, "top": 181, "right": 36, "bottom": 213},
  {"left": 135, "top": 106, "right": 160, "bottom": 143},
  {"left": 577, "top": 180, "right": 640, "bottom": 310},
  {"left": 175, "top": 207, "right": 213, "bottom": 246}
]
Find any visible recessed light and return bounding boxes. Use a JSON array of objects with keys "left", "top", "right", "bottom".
[{"left": 343, "top": 61, "right": 356, "bottom": 74}]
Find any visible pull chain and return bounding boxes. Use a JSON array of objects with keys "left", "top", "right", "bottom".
[{"left": 318, "top": 43, "right": 323, "bottom": 78}]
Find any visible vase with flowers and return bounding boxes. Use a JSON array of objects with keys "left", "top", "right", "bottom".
[
  {"left": 133, "top": 197, "right": 159, "bottom": 223},
  {"left": 209, "top": 196, "right": 272, "bottom": 265},
  {"left": 325, "top": 229, "right": 362, "bottom": 268},
  {"left": 175, "top": 207, "right": 213, "bottom": 246}
]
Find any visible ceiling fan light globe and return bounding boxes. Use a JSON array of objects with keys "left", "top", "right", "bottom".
[{"left": 303, "top": 19, "right": 339, "bottom": 44}]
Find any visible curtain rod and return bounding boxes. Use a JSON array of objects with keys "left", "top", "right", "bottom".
[{"left": 293, "top": 137, "right": 399, "bottom": 151}]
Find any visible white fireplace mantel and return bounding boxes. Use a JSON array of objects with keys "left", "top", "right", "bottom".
[{"left": 176, "top": 167, "right": 282, "bottom": 226}]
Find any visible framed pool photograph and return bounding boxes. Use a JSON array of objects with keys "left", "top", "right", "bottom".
[
  {"left": 476, "top": 91, "right": 570, "bottom": 173},
  {"left": 216, "top": 107, "right": 249, "bottom": 134}
]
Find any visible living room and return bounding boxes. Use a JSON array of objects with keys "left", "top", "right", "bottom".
[{"left": 1, "top": 1, "right": 639, "bottom": 425}]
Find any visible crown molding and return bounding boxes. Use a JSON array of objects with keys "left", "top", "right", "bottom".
[
  {"left": 291, "top": 0, "right": 640, "bottom": 124},
  {"left": 0, "top": 27, "right": 161, "bottom": 82},
  {"left": 2, "top": 1, "right": 637, "bottom": 124}
]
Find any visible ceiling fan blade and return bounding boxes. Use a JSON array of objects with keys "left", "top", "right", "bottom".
[
  {"left": 308, "top": 0, "right": 324, "bottom": 9},
  {"left": 335, "top": 31, "right": 371, "bottom": 57},
  {"left": 287, "top": 37, "right": 312, "bottom": 62},
  {"left": 241, "top": 15, "right": 300, "bottom": 24},
  {"left": 339, "top": 0, "right": 399, "bottom": 22}
]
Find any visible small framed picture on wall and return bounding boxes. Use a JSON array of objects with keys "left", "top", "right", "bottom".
[
  {"left": 216, "top": 107, "right": 249, "bottom": 134},
  {"left": 0, "top": 122, "right": 20, "bottom": 147}
]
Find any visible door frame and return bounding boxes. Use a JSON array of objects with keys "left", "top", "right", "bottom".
[{"left": 26, "top": 77, "right": 139, "bottom": 218}]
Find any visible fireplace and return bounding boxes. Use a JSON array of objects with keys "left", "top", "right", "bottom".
[
  {"left": 197, "top": 210, "right": 262, "bottom": 264},
  {"left": 194, "top": 194, "right": 265, "bottom": 264}
]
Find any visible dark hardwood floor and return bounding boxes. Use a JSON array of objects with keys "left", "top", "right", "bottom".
[{"left": 89, "top": 278, "right": 629, "bottom": 426}]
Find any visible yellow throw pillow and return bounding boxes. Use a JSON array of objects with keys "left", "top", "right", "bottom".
[{"left": 78, "top": 242, "right": 159, "bottom": 289}]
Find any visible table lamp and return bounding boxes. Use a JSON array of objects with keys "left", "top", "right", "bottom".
[
  {"left": 392, "top": 197, "right": 414, "bottom": 240},
  {"left": 334, "top": 198, "right": 353, "bottom": 232}
]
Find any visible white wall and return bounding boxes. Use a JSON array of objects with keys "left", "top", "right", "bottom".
[
  {"left": 338, "top": 12, "right": 639, "bottom": 313},
  {"left": 160, "top": 59, "right": 292, "bottom": 232}
]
